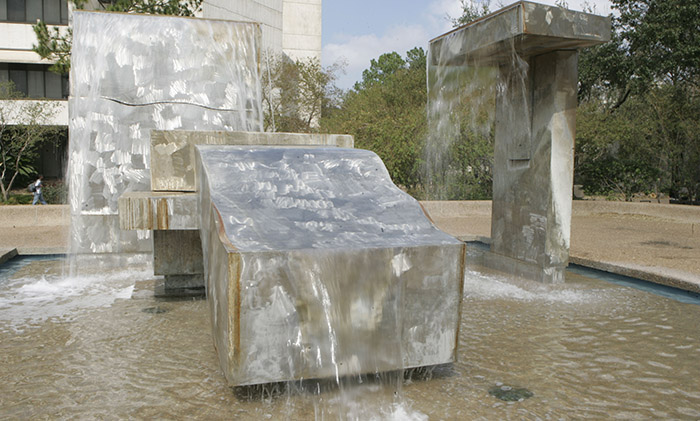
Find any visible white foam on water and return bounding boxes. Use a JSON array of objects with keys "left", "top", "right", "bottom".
[
  {"left": 0, "top": 267, "right": 148, "bottom": 332},
  {"left": 343, "top": 401, "right": 428, "bottom": 421},
  {"left": 463, "top": 269, "right": 593, "bottom": 304},
  {"left": 325, "top": 383, "right": 428, "bottom": 421}
]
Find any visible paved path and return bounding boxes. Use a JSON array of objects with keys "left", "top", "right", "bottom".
[{"left": 424, "top": 201, "right": 700, "bottom": 292}]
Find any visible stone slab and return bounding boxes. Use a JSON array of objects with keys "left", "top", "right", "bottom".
[
  {"left": 68, "top": 11, "right": 263, "bottom": 253},
  {"left": 151, "top": 130, "right": 354, "bottom": 192},
  {"left": 118, "top": 192, "right": 198, "bottom": 231},
  {"left": 196, "top": 146, "right": 465, "bottom": 386},
  {"left": 429, "top": 1, "right": 610, "bottom": 65},
  {"left": 153, "top": 230, "right": 203, "bottom": 276}
]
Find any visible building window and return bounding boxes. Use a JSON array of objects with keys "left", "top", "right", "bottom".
[
  {"left": 0, "top": 63, "right": 69, "bottom": 99},
  {"left": 0, "top": 0, "right": 68, "bottom": 24}
]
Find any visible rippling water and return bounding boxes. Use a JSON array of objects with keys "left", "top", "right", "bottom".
[{"left": 1, "top": 253, "right": 699, "bottom": 419}]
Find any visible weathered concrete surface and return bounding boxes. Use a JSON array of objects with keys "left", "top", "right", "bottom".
[
  {"left": 490, "top": 50, "right": 578, "bottom": 283},
  {"left": 151, "top": 131, "right": 354, "bottom": 192},
  {"left": 429, "top": 1, "right": 610, "bottom": 65},
  {"left": 152, "top": 230, "right": 204, "bottom": 291},
  {"left": 118, "top": 192, "right": 198, "bottom": 231},
  {"left": 196, "top": 146, "right": 465, "bottom": 386}
]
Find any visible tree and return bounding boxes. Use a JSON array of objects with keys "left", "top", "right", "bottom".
[
  {"left": 614, "top": 0, "right": 700, "bottom": 89},
  {"left": 575, "top": 0, "right": 700, "bottom": 202},
  {"left": 451, "top": 0, "right": 491, "bottom": 27},
  {"left": 33, "top": 0, "right": 203, "bottom": 74},
  {"left": 323, "top": 48, "right": 427, "bottom": 193},
  {"left": 261, "top": 54, "right": 343, "bottom": 133},
  {"left": 0, "top": 82, "right": 60, "bottom": 202},
  {"left": 354, "top": 52, "right": 406, "bottom": 90}
]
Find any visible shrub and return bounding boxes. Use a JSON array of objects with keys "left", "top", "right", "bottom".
[{"left": 42, "top": 181, "right": 67, "bottom": 204}]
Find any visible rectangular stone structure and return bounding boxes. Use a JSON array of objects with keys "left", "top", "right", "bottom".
[
  {"left": 429, "top": 1, "right": 610, "bottom": 282},
  {"left": 68, "top": 12, "right": 262, "bottom": 253},
  {"left": 429, "top": 1, "right": 610, "bottom": 66},
  {"left": 118, "top": 192, "right": 199, "bottom": 231},
  {"left": 196, "top": 146, "right": 466, "bottom": 386}
]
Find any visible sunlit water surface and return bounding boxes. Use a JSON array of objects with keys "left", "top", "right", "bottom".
[{"left": 1, "top": 251, "right": 699, "bottom": 420}]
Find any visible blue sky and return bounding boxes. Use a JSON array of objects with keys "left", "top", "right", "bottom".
[{"left": 322, "top": 0, "right": 612, "bottom": 90}]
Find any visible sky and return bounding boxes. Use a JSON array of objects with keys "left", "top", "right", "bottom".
[{"left": 322, "top": 0, "right": 613, "bottom": 90}]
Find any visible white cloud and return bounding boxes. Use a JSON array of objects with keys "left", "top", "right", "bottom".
[
  {"left": 323, "top": 24, "right": 429, "bottom": 90},
  {"left": 426, "top": 0, "right": 465, "bottom": 34}
]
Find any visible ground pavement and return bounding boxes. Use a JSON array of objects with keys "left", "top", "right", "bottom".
[{"left": 1, "top": 201, "right": 699, "bottom": 292}]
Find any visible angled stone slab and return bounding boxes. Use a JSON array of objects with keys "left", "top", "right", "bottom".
[{"left": 196, "top": 146, "right": 466, "bottom": 386}]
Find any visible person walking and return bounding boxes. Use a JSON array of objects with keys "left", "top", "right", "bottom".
[{"left": 32, "top": 175, "right": 47, "bottom": 205}]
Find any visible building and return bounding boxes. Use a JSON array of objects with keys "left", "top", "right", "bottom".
[{"left": 0, "top": 0, "right": 321, "bottom": 179}]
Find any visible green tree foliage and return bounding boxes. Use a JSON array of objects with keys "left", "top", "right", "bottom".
[
  {"left": 0, "top": 82, "right": 61, "bottom": 202},
  {"left": 262, "top": 54, "right": 343, "bottom": 133},
  {"left": 451, "top": 0, "right": 491, "bottom": 27},
  {"left": 575, "top": 0, "right": 700, "bottom": 202},
  {"left": 322, "top": 48, "right": 427, "bottom": 193},
  {"left": 33, "top": 0, "right": 202, "bottom": 74}
]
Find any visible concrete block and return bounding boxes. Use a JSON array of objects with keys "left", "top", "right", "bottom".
[
  {"left": 150, "top": 130, "right": 354, "bottom": 192},
  {"left": 429, "top": 1, "right": 610, "bottom": 65},
  {"left": 491, "top": 50, "right": 578, "bottom": 283},
  {"left": 196, "top": 146, "right": 465, "bottom": 386},
  {"left": 429, "top": 2, "right": 610, "bottom": 283},
  {"left": 153, "top": 230, "right": 203, "bottom": 276},
  {"left": 118, "top": 192, "right": 199, "bottom": 231}
]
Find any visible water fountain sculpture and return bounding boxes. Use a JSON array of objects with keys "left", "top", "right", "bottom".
[
  {"left": 70, "top": 12, "right": 465, "bottom": 386},
  {"left": 6, "top": 5, "right": 700, "bottom": 419},
  {"left": 119, "top": 131, "right": 466, "bottom": 386},
  {"left": 69, "top": 2, "right": 610, "bottom": 388},
  {"left": 429, "top": 2, "right": 610, "bottom": 283}
]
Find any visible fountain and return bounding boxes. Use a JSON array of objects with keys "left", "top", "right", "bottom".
[
  {"left": 428, "top": 1, "right": 610, "bottom": 283},
  {"left": 3, "top": 2, "right": 699, "bottom": 420},
  {"left": 71, "top": 10, "right": 465, "bottom": 387}
]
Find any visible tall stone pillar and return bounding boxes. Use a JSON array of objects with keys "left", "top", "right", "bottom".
[
  {"left": 429, "top": 1, "right": 610, "bottom": 283},
  {"left": 491, "top": 51, "right": 578, "bottom": 283}
]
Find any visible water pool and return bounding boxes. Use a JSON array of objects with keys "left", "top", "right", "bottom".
[{"left": 1, "top": 251, "right": 698, "bottom": 419}]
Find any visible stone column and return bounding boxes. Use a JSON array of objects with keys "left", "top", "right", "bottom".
[{"left": 490, "top": 50, "right": 578, "bottom": 283}]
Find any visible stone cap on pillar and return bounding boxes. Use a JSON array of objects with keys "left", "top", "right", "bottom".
[{"left": 429, "top": 1, "right": 611, "bottom": 65}]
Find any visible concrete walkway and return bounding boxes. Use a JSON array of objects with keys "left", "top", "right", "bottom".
[
  {"left": 1, "top": 202, "right": 699, "bottom": 292},
  {"left": 0, "top": 205, "right": 69, "bottom": 255},
  {"left": 423, "top": 201, "right": 700, "bottom": 293}
]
